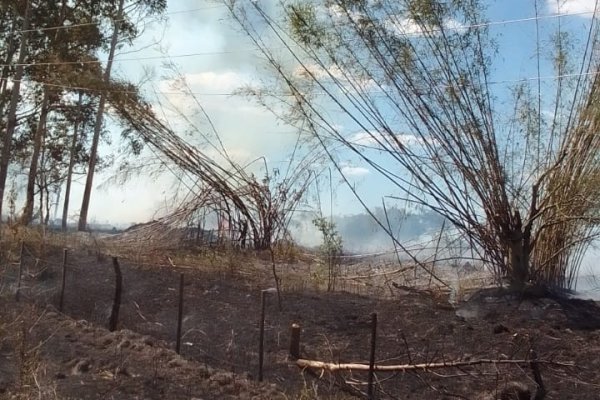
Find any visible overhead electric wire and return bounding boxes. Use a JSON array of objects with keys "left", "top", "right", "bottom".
[
  {"left": 0, "top": 49, "right": 260, "bottom": 68},
  {"left": 8, "top": 67, "right": 600, "bottom": 100},
  {"left": 11, "top": 6, "right": 595, "bottom": 36},
  {"left": 0, "top": 8, "right": 595, "bottom": 69},
  {"left": 3, "top": 4, "right": 599, "bottom": 101}
]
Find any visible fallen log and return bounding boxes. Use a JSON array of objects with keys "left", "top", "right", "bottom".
[{"left": 296, "top": 358, "right": 573, "bottom": 372}]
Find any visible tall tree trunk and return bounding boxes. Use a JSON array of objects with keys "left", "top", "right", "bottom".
[
  {"left": 0, "top": 15, "right": 18, "bottom": 127},
  {"left": 0, "top": 1, "right": 31, "bottom": 225},
  {"left": 20, "top": 89, "right": 50, "bottom": 225},
  {"left": 43, "top": 163, "right": 50, "bottom": 225},
  {"left": 78, "top": 0, "right": 124, "bottom": 231},
  {"left": 62, "top": 93, "right": 83, "bottom": 231},
  {"left": 508, "top": 211, "right": 529, "bottom": 289},
  {"left": 38, "top": 132, "right": 49, "bottom": 226},
  {"left": 508, "top": 236, "right": 529, "bottom": 288}
]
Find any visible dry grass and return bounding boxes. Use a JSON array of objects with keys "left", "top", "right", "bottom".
[
  {"left": 0, "top": 303, "right": 59, "bottom": 399},
  {"left": 2, "top": 225, "right": 495, "bottom": 308}
]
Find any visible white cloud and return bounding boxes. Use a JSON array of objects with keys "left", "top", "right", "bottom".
[
  {"left": 327, "top": 4, "right": 365, "bottom": 22},
  {"left": 546, "top": 0, "right": 598, "bottom": 16},
  {"left": 385, "top": 17, "right": 425, "bottom": 36},
  {"left": 294, "top": 63, "right": 376, "bottom": 92},
  {"left": 160, "top": 71, "right": 255, "bottom": 95},
  {"left": 349, "top": 131, "right": 380, "bottom": 147},
  {"left": 349, "top": 130, "right": 432, "bottom": 149},
  {"left": 384, "top": 16, "right": 466, "bottom": 37},
  {"left": 185, "top": 71, "right": 254, "bottom": 93},
  {"left": 340, "top": 164, "right": 370, "bottom": 177}
]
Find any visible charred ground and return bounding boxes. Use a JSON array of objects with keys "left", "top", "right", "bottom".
[{"left": 0, "top": 237, "right": 599, "bottom": 399}]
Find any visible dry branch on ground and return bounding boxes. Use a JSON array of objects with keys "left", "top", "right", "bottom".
[{"left": 296, "top": 358, "right": 574, "bottom": 372}]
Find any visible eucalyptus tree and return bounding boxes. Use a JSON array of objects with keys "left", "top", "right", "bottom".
[
  {"left": 0, "top": 0, "right": 104, "bottom": 226},
  {"left": 0, "top": 0, "right": 165, "bottom": 229},
  {"left": 0, "top": 0, "right": 31, "bottom": 226},
  {"left": 13, "top": 91, "right": 99, "bottom": 227},
  {"left": 78, "top": 0, "right": 167, "bottom": 231},
  {"left": 18, "top": 0, "right": 106, "bottom": 225},
  {"left": 60, "top": 92, "right": 97, "bottom": 230},
  {"left": 228, "top": 0, "right": 600, "bottom": 290},
  {"left": 0, "top": 2, "right": 22, "bottom": 125}
]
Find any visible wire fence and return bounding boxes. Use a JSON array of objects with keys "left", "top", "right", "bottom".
[
  {"left": 0, "top": 238, "right": 573, "bottom": 398},
  {"left": 1, "top": 241, "right": 259, "bottom": 373}
]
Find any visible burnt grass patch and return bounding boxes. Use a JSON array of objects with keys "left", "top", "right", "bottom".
[{"left": 0, "top": 243, "right": 599, "bottom": 399}]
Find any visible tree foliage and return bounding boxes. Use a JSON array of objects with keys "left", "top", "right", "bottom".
[{"left": 0, "top": 0, "right": 166, "bottom": 230}]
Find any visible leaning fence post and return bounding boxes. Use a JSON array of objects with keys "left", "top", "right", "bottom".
[
  {"left": 58, "top": 248, "right": 68, "bottom": 312},
  {"left": 258, "top": 289, "right": 268, "bottom": 382},
  {"left": 368, "top": 312, "right": 378, "bottom": 400},
  {"left": 175, "top": 273, "right": 184, "bottom": 354},
  {"left": 289, "top": 323, "right": 301, "bottom": 360},
  {"left": 15, "top": 241, "right": 24, "bottom": 302},
  {"left": 109, "top": 257, "right": 122, "bottom": 332}
]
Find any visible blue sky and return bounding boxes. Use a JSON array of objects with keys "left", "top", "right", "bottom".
[{"left": 64, "top": 0, "right": 597, "bottom": 227}]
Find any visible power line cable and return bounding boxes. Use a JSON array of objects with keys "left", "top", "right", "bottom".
[
  {"left": 5, "top": 6, "right": 596, "bottom": 47},
  {"left": 10, "top": 69, "right": 600, "bottom": 99},
  {"left": 0, "top": 9, "right": 594, "bottom": 69},
  {"left": 0, "top": 49, "right": 260, "bottom": 68},
  {"left": 0, "top": 49, "right": 255, "bottom": 68},
  {"left": 9, "top": 79, "right": 241, "bottom": 96}
]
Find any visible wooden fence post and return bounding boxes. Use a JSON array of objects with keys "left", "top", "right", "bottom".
[
  {"left": 58, "top": 248, "right": 68, "bottom": 312},
  {"left": 175, "top": 273, "right": 184, "bottom": 354},
  {"left": 15, "top": 241, "right": 24, "bottom": 302},
  {"left": 368, "top": 312, "right": 378, "bottom": 400},
  {"left": 109, "top": 257, "right": 122, "bottom": 332},
  {"left": 258, "top": 289, "right": 267, "bottom": 381},
  {"left": 289, "top": 323, "right": 301, "bottom": 360}
]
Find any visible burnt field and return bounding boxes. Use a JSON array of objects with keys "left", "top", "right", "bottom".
[{"left": 0, "top": 238, "right": 599, "bottom": 399}]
